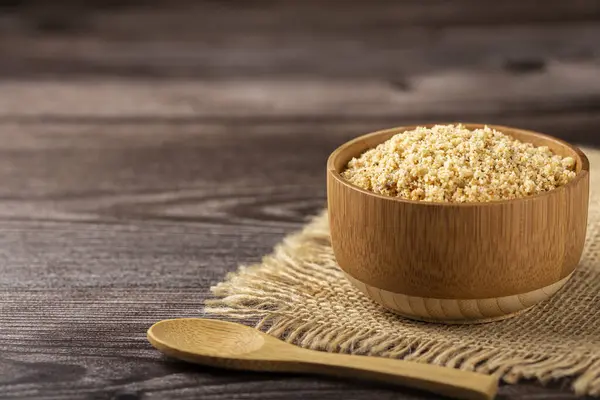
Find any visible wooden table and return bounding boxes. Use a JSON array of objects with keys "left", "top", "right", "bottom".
[{"left": 1, "top": 2, "right": 599, "bottom": 399}]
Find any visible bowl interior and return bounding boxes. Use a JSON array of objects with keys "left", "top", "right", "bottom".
[{"left": 329, "top": 124, "right": 589, "bottom": 179}]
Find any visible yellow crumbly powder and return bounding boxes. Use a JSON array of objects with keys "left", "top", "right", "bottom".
[{"left": 341, "top": 124, "right": 578, "bottom": 203}]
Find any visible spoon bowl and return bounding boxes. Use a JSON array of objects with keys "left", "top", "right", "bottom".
[
  {"left": 150, "top": 318, "right": 265, "bottom": 358},
  {"left": 148, "top": 318, "right": 498, "bottom": 400}
]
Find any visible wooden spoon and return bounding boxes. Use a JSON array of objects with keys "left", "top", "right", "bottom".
[{"left": 147, "top": 318, "right": 498, "bottom": 400}]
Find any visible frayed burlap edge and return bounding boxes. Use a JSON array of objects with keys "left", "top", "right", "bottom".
[{"left": 205, "top": 209, "right": 600, "bottom": 396}]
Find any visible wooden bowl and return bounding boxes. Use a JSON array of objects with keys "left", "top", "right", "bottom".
[{"left": 327, "top": 124, "right": 590, "bottom": 324}]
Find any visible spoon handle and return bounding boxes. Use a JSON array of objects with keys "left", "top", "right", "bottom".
[{"left": 282, "top": 349, "right": 498, "bottom": 400}]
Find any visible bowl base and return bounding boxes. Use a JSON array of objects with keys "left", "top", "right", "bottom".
[
  {"left": 382, "top": 306, "right": 535, "bottom": 325},
  {"left": 344, "top": 272, "right": 572, "bottom": 324}
]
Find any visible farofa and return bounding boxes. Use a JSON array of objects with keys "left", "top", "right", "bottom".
[{"left": 341, "top": 124, "right": 577, "bottom": 203}]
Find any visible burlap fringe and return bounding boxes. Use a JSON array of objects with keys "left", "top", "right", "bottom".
[{"left": 205, "top": 212, "right": 600, "bottom": 396}]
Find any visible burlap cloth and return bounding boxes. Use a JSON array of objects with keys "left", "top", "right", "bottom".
[{"left": 205, "top": 147, "right": 600, "bottom": 396}]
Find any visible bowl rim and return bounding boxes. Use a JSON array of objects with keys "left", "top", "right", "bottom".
[{"left": 327, "top": 123, "right": 590, "bottom": 207}]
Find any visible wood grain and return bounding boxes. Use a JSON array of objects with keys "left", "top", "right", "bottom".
[
  {"left": 0, "top": 121, "right": 596, "bottom": 399},
  {"left": 148, "top": 319, "right": 498, "bottom": 400},
  {"left": 1, "top": 81, "right": 600, "bottom": 149},
  {"left": 327, "top": 125, "right": 590, "bottom": 311},
  {"left": 1, "top": 1, "right": 600, "bottom": 79},
  {"left": 344, "top": 272, "right": 572, "bottom": 323},
  {"left": 0, "top": 0, "right": 599, "bottom": 398}
]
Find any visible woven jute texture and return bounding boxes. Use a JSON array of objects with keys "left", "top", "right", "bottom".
[{"left": 206, "top": 147, "right": 600, "bottom": 396}]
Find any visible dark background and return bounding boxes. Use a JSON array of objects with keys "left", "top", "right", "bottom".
[
  {"left": 1, "top": 1, "right": 600, "bottom": 142},
  {"left": 0, "top": 1, "right": 599, "bottom": 399}
]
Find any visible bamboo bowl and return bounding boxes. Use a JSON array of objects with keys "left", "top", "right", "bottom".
[{"left": 327, "top": 124, "right": 590, "bottom": 324}]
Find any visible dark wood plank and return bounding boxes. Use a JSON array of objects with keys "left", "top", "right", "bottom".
[
  {"left": 0, "top": 1, "right": 599, "bottom": 79},
  {"left": 0, "top": 287, "right": 589, "bottom": 400},
  {"left": 1, "top": 27, "right": 598, "bottom": 80},
  {"left": 7, "top": 0, "right": 600, "bottom": 28},
  {"left": 0, "top": 120, "right": 595, "bottom": 208},
  {"left": 0, "top": 121, "right": 596, "bottom": 399},
  {"left": 0, "top": 80, "right": 600, "bottom": 148}
]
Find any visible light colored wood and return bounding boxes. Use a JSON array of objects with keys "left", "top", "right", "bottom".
[
  {"left": 345, "top": 272, "right": 572, "bottom": 324},
  {"left": 327, "top": 124, "right": 590, "bottom": 319},
  {"left": 147, "top": 318, "right": 498, "bottom": 400}
]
